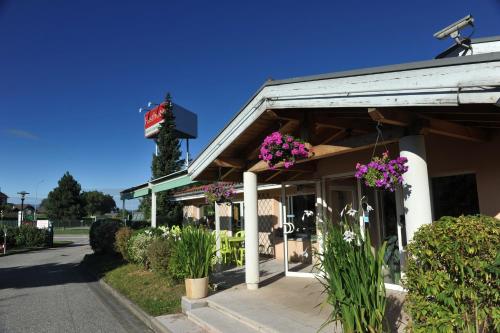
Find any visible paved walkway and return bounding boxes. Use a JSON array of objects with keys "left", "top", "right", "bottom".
[{"left": 0, "top": 236, "right": 152, "bottom": 333}]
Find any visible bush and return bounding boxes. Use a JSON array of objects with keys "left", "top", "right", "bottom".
[
  {"left": 115, "top": 227, "right": 133, "bottom": 260},
  {"left": 128, "top": 232, "right": 155, "bottom": 267},
  {"left": 0, "top": 226, "right": 18, "bottom": 247},
  {"left": 405, "top": 215, "right": 500, "bottom": 332},
  {"left": 89, "top": 219, "right": 122, "bottom": 254},
  {"left": 15, "top": 224, "right": 48, "bottom": 247},
  {"left": 147, "top": 237, "right": 172, "bottom": 276}
]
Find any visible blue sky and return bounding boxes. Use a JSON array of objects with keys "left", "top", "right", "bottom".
[{"left": 0, "top": 0, "right": 499, "bottom": 208}]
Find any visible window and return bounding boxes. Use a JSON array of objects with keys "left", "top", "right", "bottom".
[{"left": 431, "top": 173, "right": 480, "bottom": 220}]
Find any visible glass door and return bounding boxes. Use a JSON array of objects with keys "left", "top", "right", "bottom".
[{"left": 281, "top": 182, "right": 319, "bottom": 277}]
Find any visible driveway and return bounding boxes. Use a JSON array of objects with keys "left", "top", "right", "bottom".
[{"left": 0, "top": 236, "right": 152, "bottom": 333}]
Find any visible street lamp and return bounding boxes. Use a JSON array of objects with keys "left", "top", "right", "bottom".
[
  {"left": 34, "top": 180, "right": 44, "bottom": 221},
  {"left": 17, "top": 191, "right": 29, "bottom": 222}
]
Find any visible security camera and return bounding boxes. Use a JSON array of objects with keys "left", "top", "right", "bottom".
[{"left": 433, "top": 15, "right": 474, "bottom": 40}]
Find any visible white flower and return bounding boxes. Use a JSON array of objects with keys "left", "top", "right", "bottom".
[
  {"left": 346, "top": 208, "right": 357, "bottom": 217},
  {"left": 302, "top": 210, "right": 314, "bottom": 221},
  {"left": 343, "top": 230, "right": 356, "bottom": 243},
  {"left": 365, "top": 203, "right": 374, "bottom": 212}
]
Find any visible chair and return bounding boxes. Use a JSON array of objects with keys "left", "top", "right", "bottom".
[
  {"left": 235, "top": 230, "right": 245, "bottom": 238},
  {"left": 219, "top": 234, "right": 233, "bottom": 264}
]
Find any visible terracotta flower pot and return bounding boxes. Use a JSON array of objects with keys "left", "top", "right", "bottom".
[{"left": 185, "top": 277, "right": 209, "bottom": 299}]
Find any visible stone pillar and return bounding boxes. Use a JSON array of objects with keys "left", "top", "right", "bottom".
[
  {"left": 399, "top": 135, "right": 433, "bottom": 242},
  {"left": 244, "top": 171, "right": 259, "bottom": 290},
  {"left": 151, "top": 191, "right": 157, "bottom": 228}
]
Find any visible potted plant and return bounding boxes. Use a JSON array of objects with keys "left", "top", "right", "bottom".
[
  {"left": 355, "top": 151, "right": 408, "bottom": 192},
  {"left": 175, "top": 226, "right": 216, "bottom": 299},
  {"left": 203, "top": 182, "right": 236, "bottom": 205},
  {"left": 259, "top": 132, "right": 311, "bottom": 169}
]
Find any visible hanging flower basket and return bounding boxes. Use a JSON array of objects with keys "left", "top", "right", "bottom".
[
  {"left": 355, "top": 151, "right": 408, "bottom": 192},
  {"left": 259, "top": 132, "right": 311, "bottom": 169},
  {"left": 203, "top": 183, "right": 236, "bottom": 205}
]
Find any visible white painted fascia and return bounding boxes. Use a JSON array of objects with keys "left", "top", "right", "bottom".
[{"left": 189, "top": 59, "right": 500, "bottom": 180}]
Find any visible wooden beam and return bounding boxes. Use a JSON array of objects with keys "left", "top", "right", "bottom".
[
  {"left": 421, "top": 118, "right": 488, "bottom": 142},
  {"left": 319, "top": 129, "right": 346, "bottom": 145},
  {"left": 220, "top": 167, "right": 238, "bottom": 180},
  {"left": 369, "top": 107, "right": 487, "bottom": 142},
  {"left": 213, "top": 157, "right": 245, "bottom": 169},
  {"left": 264, "top": 170, "right": 283, "bottom": 182},
  {"left": 368, "top": 108, "right": 416, "bottom": 127},
  {"left": 314, "top": 116, "right": 371, "bottom": 132},
  {"left": 248, "top": 129, "right": 404, "bottom": 173},
  {"left": 245, "top": 119, "right": 300, "bottom": 159}
]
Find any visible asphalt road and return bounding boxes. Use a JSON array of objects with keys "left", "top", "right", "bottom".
[{"left": 0, "top": 236, "right": 153, "bottom": 333}]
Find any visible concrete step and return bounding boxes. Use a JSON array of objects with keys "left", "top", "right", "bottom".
[
  {"left": 156, "top": 313, "right": 207, "bottom": 333},
  {"left": 187, "top": 307, "right": 260, "bottom": 333},
  {"left": 205, "top": 297, "right": 329, "bottom": 333}
]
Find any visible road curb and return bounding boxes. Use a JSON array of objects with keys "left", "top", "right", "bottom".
[{"left": 97, "top": 278, "right": 174, "bottom": 333}]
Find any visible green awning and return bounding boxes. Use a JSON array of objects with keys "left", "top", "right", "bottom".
[{"left": 120, "top": 171, "right": 197, "bottom": 200}]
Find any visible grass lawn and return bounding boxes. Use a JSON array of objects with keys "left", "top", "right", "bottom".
[
  {"left": 82, "top": 253, "right": 185, "bottom": 316},
  {"left": 54, "top": 227, "right": 90, "bottom": 235}
]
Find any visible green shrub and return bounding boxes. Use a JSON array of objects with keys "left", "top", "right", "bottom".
[
  {"left": 316, "top": 214, "right": 387, "bottom": 333},
  {"left": 405, "top": 215, "right": 500, "bottom": 332},
  {"left": 128, "top": 232, "right": 155, "bottom": 267},
  {"left": 0, "top": 226, "right": 18, "bottom": 247},
  {"left": 15, "top": 224, "right": 48, "bottom": 247},
  {"left": 172, "top": 226, "right": 215, "bottom": 279},
  {"left": 115, "top": 227, "right": 133, "bottom": 260},
  {"left": 89, "top": 219, "right": 122, "bottom": 254},
  {"left": 147, "top": 237, "right": 172, "bottom": 276}
]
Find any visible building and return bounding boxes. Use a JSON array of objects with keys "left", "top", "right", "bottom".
[
  {"left": 122, "top": 35, "right": 500, "bottom": 293},
  {"left": 0, "top": 191, "right": 8, "bottom": 205}
]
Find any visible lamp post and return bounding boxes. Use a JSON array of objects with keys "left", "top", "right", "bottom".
[
  {"left": 17, "top": 191, "right": 29, "bottom": 223},
  {"left": 34, "top": 180, "right": 44, "bottom": 221}
]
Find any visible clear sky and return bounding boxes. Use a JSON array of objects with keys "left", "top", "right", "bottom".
[{"left": 0, "top": 0, "right": 499, "bottom": 208}]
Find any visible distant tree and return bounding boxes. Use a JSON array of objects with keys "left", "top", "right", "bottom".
[
  {"left": 81, "top": 191, "right": 116, "bottom": 217},
  {"left": 45, "top": 172, "right": 83, "bottom": 225},
  {"left": 140, "top": 93, "right": 183, "bottom": 226}
]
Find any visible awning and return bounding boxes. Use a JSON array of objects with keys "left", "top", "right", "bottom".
[{"left": 120, "top": 170, "right": 197, "bottom": 200}]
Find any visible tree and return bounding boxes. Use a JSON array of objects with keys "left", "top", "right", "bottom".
[
  {"left": 45, "top": 172, "right": 83, "bottom": 226},
  {"left": 140, "top": 93, "right": 183, "bottom": 226},
  {"left": 81, "top": 191, "right": 116, "bottom": 217}
]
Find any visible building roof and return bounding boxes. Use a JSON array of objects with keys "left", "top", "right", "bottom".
[
  {"left": 0, "top": 192, "right": 7, "bottom": 198},
  {"left": 189, "top": 49, "right": 500, "bottom": 180}
]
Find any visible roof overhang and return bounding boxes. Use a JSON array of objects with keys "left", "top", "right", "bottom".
[
  {"left": 120, "top": 170, "right": 197, "bottom": 200},
  {"left": 188, "top": 52, "right": 500, "bottom": 181}
]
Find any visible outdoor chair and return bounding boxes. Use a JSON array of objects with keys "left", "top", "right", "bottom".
[{"left": 220, "top": 234, "right": 233, "bottom": 264}]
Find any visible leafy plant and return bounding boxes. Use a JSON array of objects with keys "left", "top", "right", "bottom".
[
  {"left": 14, "top": 224, "right": 48, "bottom": 247},
  {"left": 115, "top": 227, "right": 133, "bottom": 261},
  {"left": 128, "top": 232, "right": 155, "bottom": 268},
  {"left": 203, "top": 182, "right": 235, "bottom": 204},
  {"left": 355, "top": 151, "right": 408, "bottom": 192},
  {"left": 316, "top": 205, "right": 387, "bottom": 332},
  {"left": 173, "top": 226, "right": 216, "bottom": 279},
  {"left": 147, "top": 237, "right": 173, "bottom": 276},
  {"left": 404, "top": 215, "right": 500, "bottom": 332},
  {"left": 89, "top": 219, "right": 122, "bottom": 254},
  {"left": 259, "top": 131, "right": 310, "bottom": 169}
]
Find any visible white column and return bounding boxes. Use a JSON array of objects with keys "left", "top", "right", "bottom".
[
  {"left": 244, "top": 171, "right": 259, "bottom": 290},
  {"left": 151, "top": 191, "right": 157, "bottom": 228},
  {"left": 399, "top": 135, "right": 432, "bottom": 242},
  {"left": 215, "top": 203, "right": 221, "bottom": 260}
]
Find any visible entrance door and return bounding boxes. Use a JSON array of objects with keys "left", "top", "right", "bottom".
[{"left": 281, "top": 182, "right": 319, "bottom": 277}]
